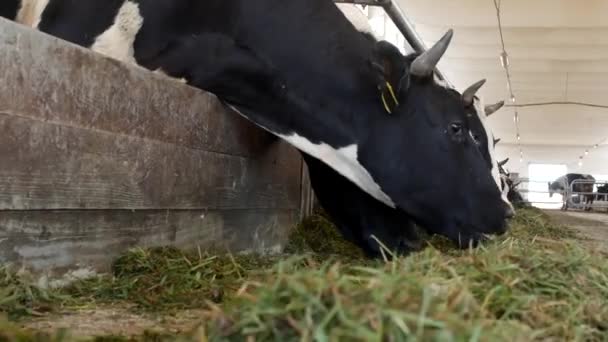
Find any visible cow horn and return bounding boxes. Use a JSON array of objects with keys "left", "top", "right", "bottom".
[
  {"left": 498, "top": 158, "right": 509, "bottom": 167},
  {"left": 494, "top": 138, "right": 501, "bottom": 146},
  {"left": 485, "top": 101, "right": 505, "bottom": 116},
  {"left": 410, "top": 29, "right": 453, "bottom": 77},
  {"left": 462, "top": 79, "right": 486, "bottom": 105}
]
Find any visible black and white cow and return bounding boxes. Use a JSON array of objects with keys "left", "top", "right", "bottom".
[
  {"left": 496, "top": 158, "right": 528, "bottom": 207},
  {"left": 549, "top": 173, "right": 596, "bottom": 211},
  {"left": 304, "top": 83, "right": 513, "bottom": 255},
  {"left": 294, "top": 6, "right": 515, "bottom": 255},
  {"left": 337, "top": 4, "right": 510, "bottom": 196},
  {"left": 0, "top": 0, "right": 513, "bottom": 255}
]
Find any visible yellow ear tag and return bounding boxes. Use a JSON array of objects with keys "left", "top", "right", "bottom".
[
  {"left": 381, "top": 93, "right": 392, "bottom": 114},
  {"left": 385, "top": 81, "right": 399, "bottom": 106}
]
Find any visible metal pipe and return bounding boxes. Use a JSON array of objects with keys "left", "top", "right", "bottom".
[{"left": 334, "top": 0, "right": 451, "bottom": 84}]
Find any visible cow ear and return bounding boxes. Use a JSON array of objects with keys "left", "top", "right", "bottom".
[{"left": 370, "top": 41, "right": 408, "bottom": 114}]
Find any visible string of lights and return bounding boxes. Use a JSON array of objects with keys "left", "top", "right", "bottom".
[
  {"left": 490, "top": 5, "right": 608, "bottom": 170},
  {"left": 577, "top": 137, "right": 608, "bottom": 168},
  {"left": 492, "top": 0, "right": 524, "bottom": 164}
]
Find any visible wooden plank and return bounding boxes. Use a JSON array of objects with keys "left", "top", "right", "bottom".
[
  {"left": 0, "top": 17, "right": 277, "bottom": 157},
  {"left": 0, "top": 18, "right": 306, "bottom": 274},
  {"left": 0, "top": 114, "right": 301, "bottom": 210},
  {"left": 299, "top": 160, "right": 314, "bottom": 220},
  {"left": 0, "top": 209, "right": 296, "bottom": 273}
]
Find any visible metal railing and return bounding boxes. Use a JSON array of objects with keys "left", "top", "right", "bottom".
[
  {"left": 565, "top": 179, "right": 608, "bottom": 211},
  {"left": 333, "top": 0, "right": 451, "bottom": 84},
  {"left": 512, "top": 177, "right": 608, "bottom": 211}
]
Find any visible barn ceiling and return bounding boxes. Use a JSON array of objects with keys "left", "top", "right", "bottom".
[{"left": 396, "top": 0, "right": 608, "bottom": 172}]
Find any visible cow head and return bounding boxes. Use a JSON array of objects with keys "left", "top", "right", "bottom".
[
  {"left": 354, "top": 30, "right": 513, "bottom": 246},
  {"left": 548, "top": 180, "right": 563, "bottom": 197},
  {"left": 220, "top": 27, "right": 513, "bottom": 247},
  {"left": 496, "top": 158, "right": 510, "bottom": 192},
  {"left": 497, "top": 163, "right": 527, "bottom": 207},
  {"left": 460, "top": 80, "right": 511, "bottom": 207}
]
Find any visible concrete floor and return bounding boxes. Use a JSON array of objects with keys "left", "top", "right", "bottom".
[{"left": 544, "top": 210, "right": 608, "bottom": 253}]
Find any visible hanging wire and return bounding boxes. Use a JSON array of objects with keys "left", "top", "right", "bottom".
[
  {"left": 492, "top": 0, "right": 524, "bottom": 163},
  {"left": 507, "top": 101, "right": 608, "bottom": 109},
  {"left": 491, "top": 2, "right": 608, "bottom": 167}
]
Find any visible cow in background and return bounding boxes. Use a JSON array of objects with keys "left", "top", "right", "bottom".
[
  {"left": 595, "top": 183, "right": 608, "bottom": 202},
  {"left": 549, "top": 174, "right": 595, "bottom": 211},
  {"left": 497, "top": 158, "right": 529, "bottom": 207}
]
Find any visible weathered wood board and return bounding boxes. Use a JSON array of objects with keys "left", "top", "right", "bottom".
[{"left": 0, "top": 18, "right": 311, "bottom": 274}]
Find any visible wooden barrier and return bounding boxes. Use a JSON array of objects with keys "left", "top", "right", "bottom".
[{"left": 0, "top": 18, "right": 311, "bottom": 274}]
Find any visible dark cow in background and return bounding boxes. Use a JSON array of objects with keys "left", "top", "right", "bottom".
[
  {"left": 549, "top": 173, "right": 596, "bottom": 211},
  {"left": 596, "top": 183, "right": 608, "bottom": 202},
  {"left": 0, "top": 0, "right": 513, "bottom": 257}
]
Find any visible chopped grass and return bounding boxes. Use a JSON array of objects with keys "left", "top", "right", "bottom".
[
  {"left": 0, "top": 316, "right": 71, "bottom": 341},
  {"left": 284, "top": 208, "right": 367, "bottom": 260},
  {"left": 507, "top": 206, "right": 579, "bottom": 240},
  {"left": 64, "top": 246, "right": 279, "bottom": 312},
  {"left": 1, "top": 207, "right": 607, "bottom": 341},
  {"left": 0, "top": 265, "right": 72, "bottom": 320},
  {"left": 198, "top": 236, "right": 607, "bottom": 341}
]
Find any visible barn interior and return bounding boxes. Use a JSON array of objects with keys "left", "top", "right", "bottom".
[{"left": 1, "top": 1, "right": 608, "bottom": 340}]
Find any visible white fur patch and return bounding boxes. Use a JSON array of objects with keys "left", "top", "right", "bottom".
[
  {"left": 280, "top": 134, "right": 396, "bottom": 208},
  {"left": 16, "top": 0, "right": 50, "bottom": 28},
  {"left": 500, "top": 174, "right": 510, "bottom": 198},
  {"left": 226, "top": 105, "right": 395, "bottom": 208},
  {"left": 153, "top": 67, "right": 187, "bottom": 83},
  {"left": 473, "top": 97, "right": 513, "bottom": 208},
  {"left": 90, "top": 1, "right": 143, "bottom": 64}
]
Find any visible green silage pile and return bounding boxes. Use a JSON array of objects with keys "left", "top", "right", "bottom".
[{"left": 1, "top": 207, "right": 606, "bottom": 341}]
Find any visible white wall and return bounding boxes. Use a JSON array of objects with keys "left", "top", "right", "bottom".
[
  {"left": 336, "top": 3, "right": 608, "bottom": 181},
  {"left": 495, "top": 143, "right": 608, "bottom": 178},
  {"left": 336, "top": 4, "right": 413, "bottom": 54}
]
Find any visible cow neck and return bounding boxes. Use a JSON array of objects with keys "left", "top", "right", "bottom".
[
  {"left": 223, "top": 53, "right": 394, "bottom": 207},
  {"left": 227, "top": 1, "right": 382, "bottom": 147}
]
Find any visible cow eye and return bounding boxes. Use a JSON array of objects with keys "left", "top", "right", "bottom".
[{"left": 449, "top": 122, "right": 463, "bottom": 135}]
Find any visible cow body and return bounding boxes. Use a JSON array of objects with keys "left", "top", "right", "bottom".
[
  {"left": 549, "top": 173, "right": 595, "bottom": 211},
  {"left": 1, "top": 0, "right": 513, "bottom": 253}
]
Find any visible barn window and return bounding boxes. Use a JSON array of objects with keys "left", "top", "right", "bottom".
[{"left": 527, "top": 163, "right": 567, "bottom": 209}]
